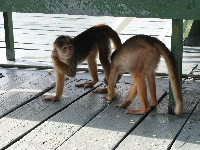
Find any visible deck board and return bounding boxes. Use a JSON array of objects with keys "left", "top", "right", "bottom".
[
  {"left": 0, "top": 68, "right": 199, "bottom": 149},
  {"left": 115, "top": 81, "right": 200, "bottom": 150},
  {"left": 0, "top": 13, "right": 199, "bottom": 150},
  {"left": 6, "top": 84, "right": 108, "bottom": 150},
  {"left": 171, "top": 102, "right": 200, "bottom": 150},
  {"left": 0, "top": 69, "right": 55, "bottom": 117},
  {"left": 5, "top": 79, "right": 168, "bottom": 150},
  {"left": 0, "top": 70, "right": 103, "bottom": 149}
]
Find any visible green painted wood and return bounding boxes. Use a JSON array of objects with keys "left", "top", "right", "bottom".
[
  {"left": 0, "top": 0, "right": 199, "bottom": 20},
  {"left": 184, "top": 20, "right": 200, "bottom": 45},
  {"left": 183, "top": 20, "right": 194, "bottom": 41},
  {"left": 3, "top": 12, "right": 15, "bottom": 60},
  {"left": 187, "top": 20, "right": 200, "bottom": 38},
  {"left": 168, "top": 19, "right": 183, "bottom": 114}
]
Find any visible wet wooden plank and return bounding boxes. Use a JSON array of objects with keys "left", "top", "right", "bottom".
[
  {"left": 0, "top": 69, "right": 36, "bottom": 92},
  {"left": 115, "top": 81, "right": 200, "bottom": 150},
  {"left": 55, "top": 79, "right": 168, "bottom": 150},
  {"left": 0, "top": 76, "right": 102, "bottom": 149},
  {"left": 171, "top": 101, "right": 200, "bottom": 150},
  {"left": 7, "top": 78, "right": 168, "bottom": 150},
  {"left": 0, "top": 68, "right": 56, "bottom": 117},
  {"left": 6, "top": 84, "right": 107, "bottom": 150}
]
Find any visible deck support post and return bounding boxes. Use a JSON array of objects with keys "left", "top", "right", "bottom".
[
  {"left": 168, "top": 19, "right": 183, "bottom": 114},
  {"left": 3, "top": 12, "right": 15, "bottom": 61}
]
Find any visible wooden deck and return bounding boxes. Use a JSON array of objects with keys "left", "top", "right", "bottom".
[
  {"left": 0, "top": 13, "right": 200, "bottom": 150},
  {"left": 0, "top": 68, "right": 199, "bottom": 150}
]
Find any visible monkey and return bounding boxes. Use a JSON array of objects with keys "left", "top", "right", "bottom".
[
  {"left": 42, "top": 24, "right": 122, "bottom": 102},
  {"left": 105, "top": 35, "right": 183, "bottom": 115}
]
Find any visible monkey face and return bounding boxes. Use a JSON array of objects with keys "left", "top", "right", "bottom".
[
  {"left": 54, "top": 35, "right": 74, "bottom": 60},
  {"left": 55, "top": 44, "right": 74, "bottom": 60},
  {"left": 62, "top": 44, "right": 74, "bottom": 58}
]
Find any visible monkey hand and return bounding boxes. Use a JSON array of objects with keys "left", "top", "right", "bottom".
[
  {"left": 42, "top": 96, "right": 61, "bottom": 102},
  {"left": 51, "top": 48, "right": 58, "bottom": 60}
]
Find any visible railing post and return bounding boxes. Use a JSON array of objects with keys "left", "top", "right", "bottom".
[
  {"left": 3, "top": 12, "right": 15, "bottom": 61},
  {"left": 168, "top": 19, "right": 183, "bottom": 114}
]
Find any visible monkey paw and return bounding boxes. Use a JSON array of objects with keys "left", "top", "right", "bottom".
[
  {"left": 125, "top": 107, "right": 151, "bottom": 114},
  {"left": 149, "top": 99, "right": 158, "bottom": 107},
  {"left": 75, "top": 82, "right": 94, "bottom": 88},
  {"left": 115, "top": 101, "right": 132, "bottom": 108},
  {"left": 42, "top": 96, "right": 61, "bottom": 102},
  {"left": 93, "top": 88, "right": 107, "bottom": 93}
]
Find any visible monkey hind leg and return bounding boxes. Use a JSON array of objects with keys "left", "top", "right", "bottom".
[
  {"left": 147, "top": 71, "right": 158, "bottom": 107},
  {"left": 125, "top": 72, "right": 151, "bottom": 114},
  {"left": 93, "top": 88, "right": 108, "bottom": 93},
  {"left": 93, "top": 40, "right": 111, "bottom": 93},
  {"left": 75, "top": 49, "right": 99, "bottom": 88},
  {"left": 99, "top": 39, "right": 111, "bottom": 82},
  {"left": 116, "top": 82, "right": 137, "bottom": 108}
]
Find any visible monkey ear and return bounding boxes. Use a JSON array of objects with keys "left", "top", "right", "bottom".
[{"left": 53, "top": 48, "right": 57, "bottom": 52}]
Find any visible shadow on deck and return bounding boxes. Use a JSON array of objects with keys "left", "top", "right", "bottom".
[{"left": 0, "top": 68, "right": 199, "bottom": 150}]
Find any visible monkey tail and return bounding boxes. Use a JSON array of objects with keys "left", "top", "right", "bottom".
[
  {"left": 94, "top": 24, "right": 122, "bottom": 50},
  {"left": 159, "top": 44, "right": 183, "bottom": 115},
  {"left": 108, "top": 30, "right": 122, "bottom": 50}
]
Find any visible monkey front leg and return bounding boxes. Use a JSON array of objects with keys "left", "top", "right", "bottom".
[
  {"left": 42, "top": 49, "right": 67, "bottom": 101},
  {"left": 42, "top": 70, "right": 65, "bottom": 101},
  {"left": 75, "top": 51, "right": 99, "bottom": 88}
]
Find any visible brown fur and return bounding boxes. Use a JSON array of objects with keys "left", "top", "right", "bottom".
[
  {"left": 106, "top": 35, "right": 183, "bottom": 115},
  {"left": 42, "top": 24, "right": 122, "bottom": 101}
]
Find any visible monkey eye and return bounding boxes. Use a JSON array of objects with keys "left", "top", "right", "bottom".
[
  {"left": 63, "top": 46, "right": 68, "bottom": 50},
  {"left": 68, "top": 45, "right": 73, "bottom": 49},
  {"left": 63, "top": 45, "right": 73, "bottom": 50}
]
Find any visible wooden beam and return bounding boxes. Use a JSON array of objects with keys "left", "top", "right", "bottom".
[
  {"left": 0, "top": 0, "right": 199, "bottom": 20},
  {"left": 3, "top": 12, "right": 15, "bottom": 61},
  {"left": 184, "top": 20, "right": 200, "bottom": 45},
  {"left": 168, "top": 19, "right": 183, "bottom": 114}
]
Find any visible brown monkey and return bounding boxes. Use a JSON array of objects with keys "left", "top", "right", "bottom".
[
  {"left": 105, "top": 35, "right": 183, "bottom": 115},
  {"left": 42, "top": 24, "right": 122, "bottom": 101}
]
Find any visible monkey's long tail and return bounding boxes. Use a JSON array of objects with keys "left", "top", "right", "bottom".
[
  {"left": 159, "top": 45, "right": 183, "bottom": 115},
  {"left": 108, "top": 31, "right": 122, "bottom": 50},
  {"left": 95, "top": 24, "right": 122, "bottom": 50}
]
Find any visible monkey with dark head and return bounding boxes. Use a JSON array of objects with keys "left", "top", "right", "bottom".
[
  {"left": 42, "top": 24, "right": 122, "bottom": 101},
  {"left": 105, "top": 35, "right": 183, "bottom": 115}
]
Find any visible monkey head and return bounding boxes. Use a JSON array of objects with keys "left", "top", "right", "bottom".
[{"left": 53, "top": 35, "right": 74, "bottom": 59}]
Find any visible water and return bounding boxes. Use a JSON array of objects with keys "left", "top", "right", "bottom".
[{"left": 0, "top": 13, "right": 199, "bottom": 75}]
